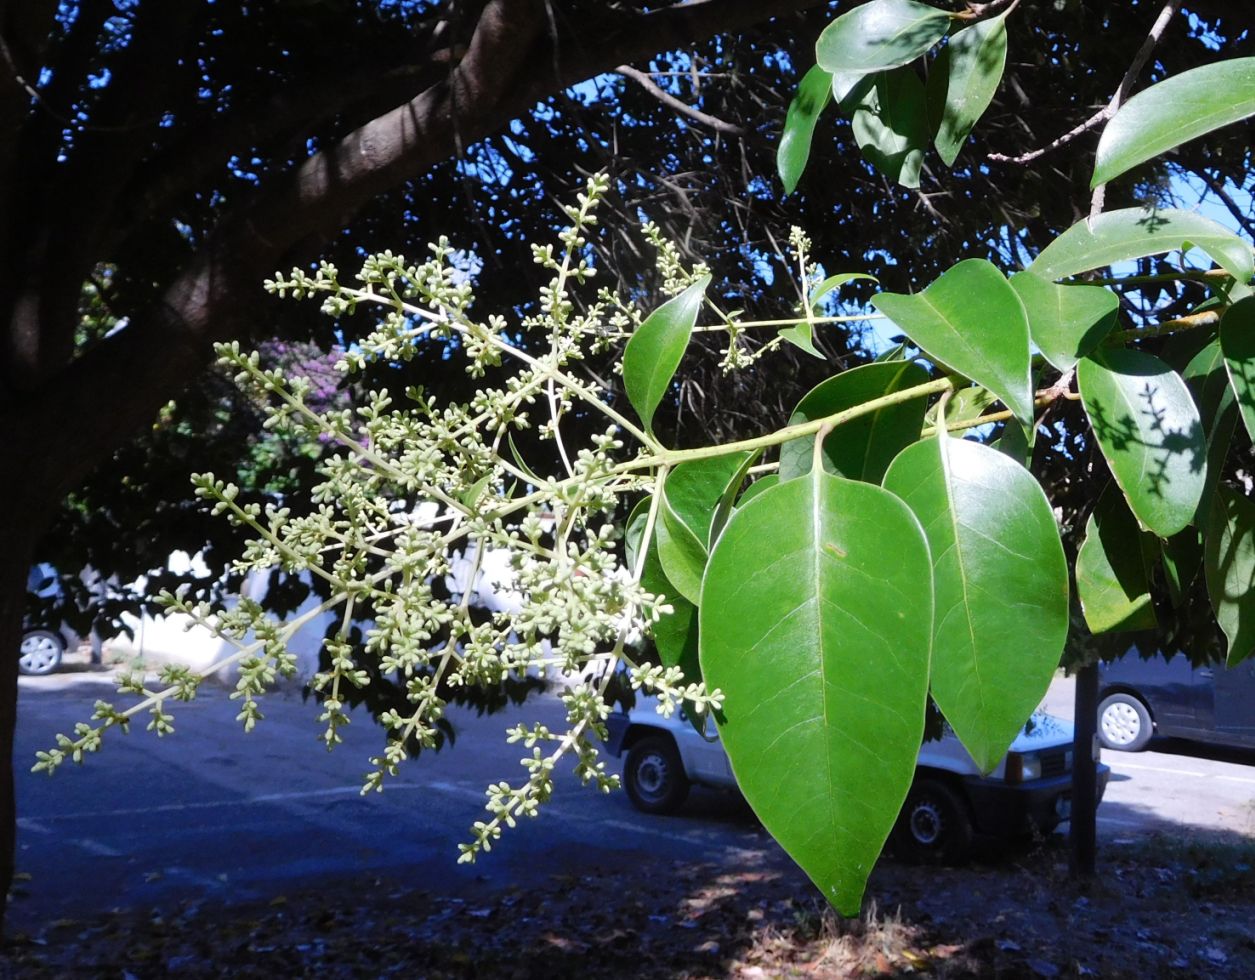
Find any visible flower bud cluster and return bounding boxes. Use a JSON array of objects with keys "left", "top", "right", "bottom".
[{"left": 35, "top": 174, "right": 724, "bottom": 864}]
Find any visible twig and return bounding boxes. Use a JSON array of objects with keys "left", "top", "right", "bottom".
[
  {"left": 961, "top": 0, "right": 1020, "bottom": 18},
  {"left": 615, "top": 63, "right": 746, "bottom": 136},
  {"left": 1110, "top": 308, "right": 1221, "bottom": 344},
  {"left": 988, "top": 107, "right": 1109, "bottom": 165},
  {"left": 1090, "top": 0, "right": 1182, "bottom": 218},
  {"left": 1192, "top": 167, "right": 1255, "bottom": 240},
  {"left": 989, "top": 0, "right": 1180, "bottom": 171}
]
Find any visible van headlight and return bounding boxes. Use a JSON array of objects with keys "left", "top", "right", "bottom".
[{"left": 1005, "top": 752, "right": 1041, "bottom": 784}]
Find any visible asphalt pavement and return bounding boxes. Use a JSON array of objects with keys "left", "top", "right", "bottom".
[{"left": 8, "top": 664, "right": 1254, "bottom": 935}]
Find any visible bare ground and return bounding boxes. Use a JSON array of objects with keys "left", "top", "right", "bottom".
[{"left": 3, "top": 831, "right": 1252, "bottom": 978}]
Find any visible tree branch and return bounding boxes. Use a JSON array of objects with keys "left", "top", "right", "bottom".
[
  {"left": 988, "top": 0, "right": 1181, "bottom": 173},
  {"left": 104, "top": 61, "right": 440, "bottom": 256},
  {"left": 1191, "top": 167, "right": 1255, "bottom": 240},
  {"left": 1090, "top": 0, "right": 1182, "bottom": 217},
  {"left": 615, "top": 63, "right": 746, "bottom": 135},
  {"left": 11, "top": 0, "right": 825, "bottom": 497}
]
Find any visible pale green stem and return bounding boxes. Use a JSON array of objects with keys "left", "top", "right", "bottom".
[
  {"left": 688, "top": 312, "right": 883, "bottom": 334},
  {"left": 624, "top": 376, "right": 956, "bottom": 470},
  {"left": 348, "top": 290, "right": 658, "bottom": 449}
]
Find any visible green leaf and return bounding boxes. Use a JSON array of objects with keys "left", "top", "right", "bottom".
[
  {"left": 656, "top": 453, "right": 754, "bottom": 605},
  {"left": 1205, "top": 486, "right": 1255, "bottom": 666},
  {"left": 1075, "top": 486, "right": 1158, "bottom": 634},
  {"left": 778, "top": 65, "right": 834, "bottom": 195},
  {"left": 1029, "top": 209, "right": 1254, "bottom": 286},
  {"left": 883, "top": 434, "right": 1068, "bottom": 773},
  {"left": 710, "top": 450, "right": 761, "bottom": 544},
  {"left": 847, "top": 67, "right": 929, "bottom": 188},
  {"left": 1220, "top": 296, "right": 1255, "bottom": 441},
  {"left": 782, "top": 274, "right": 878, "bottom": 358},
  {"left": 459, "top": 473, "right": 492, "bottom": 508},
  {"left": 622, "top": 275, "right": 711, "bottom": 433},
  {"left": 700, "top": 467, "right": 932, "bottom": 914},
  {"left": 1008, "top": 271, "right": 1119, "bottom": 372},
  {"left": 778, "top": 319, "right": 827, "bottom": 360},
  {"left": 779, "top": 360, "right": 931, "bottom": 483},
  {"left": 872, "top": 259, "right": 1034, "bottom": 422},
  {"left": 1093, "top": 58, "right": 1255, "bottom": 187},
  {"left": 1161, "top": 530, "right": 1202, "bottom": 608},
  {"left": 737, "top": 474, "right": 778, "bottom": 506},
  {"left": 832, "top": 70, "right": 874, "bottom": 106},
  {"left": 994, "top": 419, "right": 1029, "bottom": 466},
  {"left": 810, "top": 272, "right": 879, "bottom": 305},
  {"left": 816, "top": 0, "right": 952, "bottom": 76},
  {"left": 507, "top": 432, "right": 544, "bottom": 485},
  {"left": 1078, "top": 348, "right": 1207, "bottom": 537},
  {"left": 627, "top": 499, "right": 700, "bottom": 680},
  {"left": 666, "top": 453, "right": 755, "bottom": 549},
  {"left": 1183, "top": 337, "right": 1238, "bottom": 526},
  {"left": 923, "top": 384, "right": 996, "bottom": 427},
  {"left": 928, "top": 13, "right": 1008, "bottom": 167}
]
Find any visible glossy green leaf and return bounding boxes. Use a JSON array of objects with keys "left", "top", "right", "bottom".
[
  {"left": 1008, "top": 271, "right": 1119, "bottom": 372},
  {"left": 624, "top": 497, "right": 651, "bottom": 575},
  {"left": 1205, "top": 486, "right": 1255, "bottom": 666},
  {"left": 622, "top": 276, "right": 710, "bottom": 433},
  {"left": 1161, "top": 530, "right": 1203, "bottom": 608},
  {"left": 928, "top": 13, "right": 1007, "bottom": 167},
  {"left": 784, "top": 275, "right": 878, "bottom": 357},
  {"left": 810, "top": 272, "right": 879, "bottom": 305},
  {"left": 627, "top": 499, "right": 699, "bottom": 679},
  {"left": 459, "top": 473, "right": 492, "bottom": 508},
  {"left": 778, "top": 65, "right": 834, "bottom": 195},
  {"left": 816, "top": 0, "right": 952, "bottom": 76},
  {"left": 666, "top": 453, "right": 754, "bottom": 549},
  {"left": 1093, "top": 58, "right": 1255, "bottom": 187},
  {"left": 778, "top": 319, "right": 827, "bottom": 360},
  {"left": 832, "top": 70, "right": 874, "bottom": 106},
  {"left": 700, "top": 467, "right": 932, "bottom": 914},
  {"left": 883, "top": 434, "right": 1068, "bottom": 773},
  {"left": 779, "top": 360, "right": 931, "bottom": 483},
  {"left": 1220, "top": 296, "right": 1255, "bottom": 440},
  {"left": 737, "top": 474, "right": 778, "bottom": 506},
  {"left": 1078, "top": 348, "right": 1206, "bottom": 537},
  {"left": 923, "top": 384, "right": 996, "bottom": 427},
  {"left": 1184, "top": 338, "right": 1239, "bottom": 526},
  {"left": 847, "top": 67, "right": 929, "bottom": 188},
  {"left": 1029, "top": 209, "right": 1254, "bottom": 286},
  {"left": 656, "top": 453, "right": 753, "bottom": 605},
  {"left": 994, "top": 420, "right": 1029, "bottom": 466},
  {"left": 507, "top": 432, "right": 543, "bottom": 485},
  {"left": 709, "top": 450, "right": 761, "bottom": 545},
  {"left": 1076, "top": 486, "right": 1158, "bottom": 634},
  {"left": 872, "top": 259, "right": 1033, "bottom": 422}
]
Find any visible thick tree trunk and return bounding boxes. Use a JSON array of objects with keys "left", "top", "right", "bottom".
[
  {"left": 0, "top": 0, "right": 827, "bottom": 937},
  {"left": 1070, "top": 663, "right": 1100, "bottom": 878},
  {"left": 0, "top": 481, "right": 49, "bottom": 935}
]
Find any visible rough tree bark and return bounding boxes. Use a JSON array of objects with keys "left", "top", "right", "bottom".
[{"left": 0, "top": 0, "right": 823, "bottom": 931}]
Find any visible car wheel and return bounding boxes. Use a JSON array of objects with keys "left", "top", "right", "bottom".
[
  {"left": 892, "top": 778, "right": 973, "bottom": 864},
  {"left": 623, "top": 735, "right": 690, "bottom": 814},
  {"left": 1098, "top": 693, "right": 1152, "bottom": 751},
  {"left": 19, "top": 630, "right": 64, "bottom": 676}
]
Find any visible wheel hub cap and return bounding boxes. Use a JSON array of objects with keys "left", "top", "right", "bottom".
[
  {"left": 637, "top": 754, "right": 668, "bottom": 795},
  {"left": 1101, "top": 702, "right": 1141, "bottom": 745},
  {"left": 909, "top": 801, "right": 943, "bottom": 844},
  {"left": 19, "top": 636, "right": 59, "bottom": 672}
]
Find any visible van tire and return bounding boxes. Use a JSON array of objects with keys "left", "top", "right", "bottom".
[
  {"left": 893, "top": 778, "right": 973, "bottom": 864},
  {"left": 624, "top": 735, "right": 690, "bottom": 814},
  {"left": 1098, "top": 693, "right": 1153, "bottom": 751}
]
